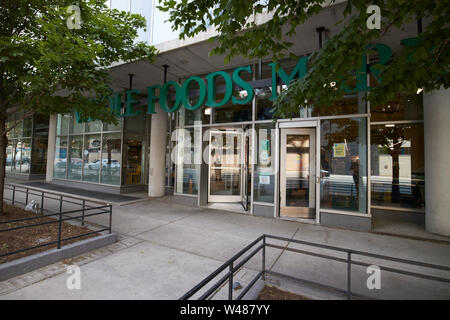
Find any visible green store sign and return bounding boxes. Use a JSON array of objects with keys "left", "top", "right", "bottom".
[{"left": 105, "top": 38, "right": 417, "bottom": 117}]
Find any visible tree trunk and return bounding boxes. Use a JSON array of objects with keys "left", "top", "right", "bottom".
[{"left": 0, "top": 117, "right": 7, "bottom": 215}]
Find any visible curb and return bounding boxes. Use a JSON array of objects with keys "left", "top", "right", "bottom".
[{"left": 0, "top": 233, "right": 117, "bottom": 281}]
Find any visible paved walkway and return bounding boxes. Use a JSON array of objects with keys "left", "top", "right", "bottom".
[{"left": 1, "top": 194, "right": 449, "bottom": 299}]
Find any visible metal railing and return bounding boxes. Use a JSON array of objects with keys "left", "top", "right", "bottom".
[
  {"left": 1, "top": 183, "right": 112, "bottom": 259},
  {"left": 180, "top": 234, "right": 450, "bottom": 300}
]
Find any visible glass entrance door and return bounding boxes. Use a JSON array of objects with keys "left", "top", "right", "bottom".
[
  {"left": 280, "top": 128, "right": 316, "bottom": 218},
  {"left": 208, "top": 130, "right": 242, "bottom": 202}
]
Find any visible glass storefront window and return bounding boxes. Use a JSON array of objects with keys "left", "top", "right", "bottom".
[
  {"left": 6, "top": 139, "right": 16, "bottom": 173},
  {"left": 57, "top": 114, "right": 69, "bottom": 135},
  {"left": 54, "top": 136, "right": 68, "bottom": 179},
  {"left": 253, "top": 123, "right": 276, "bottom": 203},
  {"left": 370, "top": 123, "right": 425, "bottom": 209},
  {"left": 104, "top": 118, "right": 123, "bottom": 131},
  {"left": 31, "top": 137, "right": 48, "bottom": 175},
  {"left": 101, "top": 133, "right": 121, "bottom": 185},
  {"left": 123, "top": 136, "right": 143, "bottom": 185},
  {"left": 12, "top": 140, "right": 20, "bottom": 172},
  {"left": 370, "top": 94, "right": 423, "bottom": 122},
  {"left": 14, "top": 120, "right": 22, "bottom": 138},
  {"left": 213, "top": 91, "right": 252, "bottom": 123},
  {"left": 23, "top": 118, "right": 32, "bottom": 137},
  {"left": 320, "top": 117, "right": 368, "bottom": 213},
  {"left": 175, "top": 128, "right": 199, "bottom": 195},
  {"left": 56, "top": 110, "right": 123, "bottom": 185},
  {"left": 83, "top": 134, "right": 101, "bottom": 182},
  {"left": 255, "top": 86, "right": 274, "bottom": 120},
  {"left": 70, "top": 112, "right": 84, "bottom": 134},
  {"left": 86, "top": 120, "right": 102, "bottom": 133},
  {"left": 311, "top": 94, "right": 366, "bottom": 117},
  {"left": 68, "top": 135, "right": 83, "bottom": 180},
  {"left": 20, "top": 139, "right": 31, "bottom": 173}
]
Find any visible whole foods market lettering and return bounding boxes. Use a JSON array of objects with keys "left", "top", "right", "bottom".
[{"left": 106, "top": 39, "right": 416, "bottom": 117}]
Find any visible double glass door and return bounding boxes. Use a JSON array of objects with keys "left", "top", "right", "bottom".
[
  {"left": 208, "top": 130, "right": 248, "bottom": 206},
  {"left": 280, "top": 128, "right": 316, "bottom": 219}
]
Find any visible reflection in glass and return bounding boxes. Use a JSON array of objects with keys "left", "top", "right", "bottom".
[
  {"left": 175, "top": 128, "right": 199, "bottom": 194},
  {"left": 31, "top": 137, "right": 48, "bottom": 175},
  {"left": 371, "top": 123, "right": 425, "bottom": 209},
  {"left": 124, "top": 136, "right": 142, "bottom": 185},
  {"left": 57, "top": 114, "right": 69, "bottom": 135},
  {"left": 285, "top": 135, "right": 310, "bottom": 207},
  {"left": 320, "top": 118, "right": 368, "bottom": 213},
  {"left": 370, "top": 94, "right": 423, "bottom": 122},
  {"left": 23, "top": 118, "right": 32, "bottom": 137},
  {"left": 311, "top": 95, "right": 365, "bottom": 117},
  {"left": 70, "top": 112, "right": 84, "bottom": 134},
  {"left": 254, "top": 124, "right": 276, "bottom": 203},
  {"left": 6, "top": 140, "right": 17, "bottom": 173},
  {"left": 20, "top": 139, "right": 31, "bottom": 173},
  {"left": 54, "top": 136, "right": 68, "bottom": 178},
  {"left": 101, "top": 133, "right": 121, "bottom": 185},
  {"left": 255, "top": 86, "right": 273, "bottom": 120},
  {"left": 104, "top": 118, "right": 123, "bottom": 131},
  {"left": 83, "top": 134, "right": 101, "bottom": 182},
  {"left": 68, "top": 135, "right": 83, "bottom": 180},
  {"left": 213, "top": 92, "right": 252, "bottom": 123},
  {"left": 86, "top": 120, "right": 102, "bottom": 133}
]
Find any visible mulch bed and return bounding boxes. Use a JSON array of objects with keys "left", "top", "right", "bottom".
[
  {"left": 0, "top": 203, "right": 99, "bottom": 264},
  {"left": 257, "top": 285, "right": 313, "bottom": 300}
]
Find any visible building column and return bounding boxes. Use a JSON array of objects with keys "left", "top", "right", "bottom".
[
  {"left": 424, "top": 88, "right": 450, "bottom": 236},
  {"left": 45, "top": 114, "right": 57, "bottom": 182},
  {"left": 148, "top": 104, "right": 167, "bottom": 197}
]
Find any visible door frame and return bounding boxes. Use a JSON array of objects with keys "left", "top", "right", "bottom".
[
  {"left": 208, "top": 129, "right": 244, "bottom": 203},
  {"left": 277, "top": 120, "right": 321, "bottom": 223}
]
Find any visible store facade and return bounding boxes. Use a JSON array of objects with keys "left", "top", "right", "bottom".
[{"left": 38, "top": 3, "right": 449, "bottom": 235}]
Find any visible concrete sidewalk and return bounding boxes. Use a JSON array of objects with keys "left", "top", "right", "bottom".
[{"left": 1, "top": 196, "right": 449, "bottom": 299}]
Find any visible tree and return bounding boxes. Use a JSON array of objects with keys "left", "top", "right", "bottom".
[
  {"left": 0, "top": 0, "right": 157, "bottom": 214},
  {"left": 158, "top": 0, "right": 449, "bottom": 117}
]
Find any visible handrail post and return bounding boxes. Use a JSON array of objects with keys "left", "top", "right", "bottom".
[
  {"left": 81, "top": 200, "right": 85, "bottom": 226},
  {"left": 25, "top": 187, "right": 29, "bottom": 205},
  {"left": 12, "top": 185, "right": 15, "bottom": 205},
  {"left": 262, "top": 235, "right": 266, "bottom": 281},
  {"left": 347, "top": 252, "right": 352, "bottom": 300},
  {"left": 40, "top": 191, "right": 44, "bottom": 215},
  {"left": 108, "top": 204, "right": 112, "bottom": 234},
  {"left": 229, "top": 262, "right": 234, "bottom": 300},
  {"left": 57, "top": 210, "right": 62, "bottom": 249},
  {"left": 59, "top": 195, "right": 63, "bottom": 213}
]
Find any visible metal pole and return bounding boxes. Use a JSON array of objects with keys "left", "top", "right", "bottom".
[
  {"left": 81, "top": 200, "right": 85, "bottom": 226},
  {"left": 59, "top": 195, "right": 63, "bottom": 213},
  {"left": 347, "top": 252, "right": 352, "bottom": 300},
  {"left": 258, "top": 58, "right": 262, "bottom": 80},
  {"left": 25, "top": 188, "right": 29, "bottom": 204},
  {"left": 40, "top": 191, "right": 44, "bottom": 214},
  {"left": 109, "top": 204, "right": 112, "bottom": 234},
  {"left": 57, "top": 211, "right": 62, "bottom": 249},
  {"left": 316, "top": 26, "right": 325, "bottom": 49},
  {"left": 163, "top": 64, "right": 169, "bottom": 84},
  {"left": 229, "top": 262, "right": 234, "bottom": 300},
  {"left": 262, "top": 235, "right": 266, "bottom": 281},
  {"left": 12, "top": 185, "right": 15, "bottom": 205}
]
